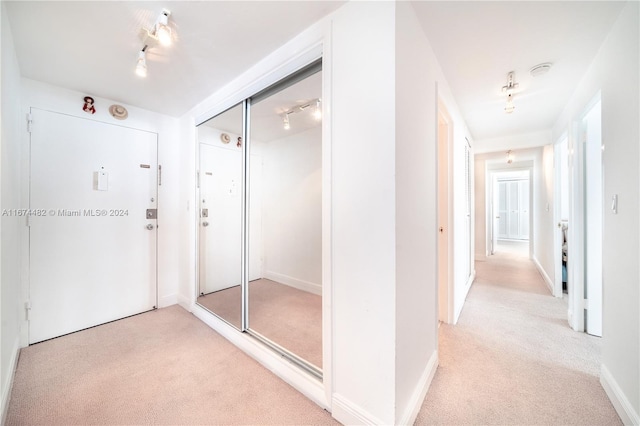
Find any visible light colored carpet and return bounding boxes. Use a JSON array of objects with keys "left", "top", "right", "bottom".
[
  {"left": 415, "top": 252, "right": 621, "bottom": 425},
  {"left": 198, "top": 279, "right": 322, "bottom": 368},
  {"left": 6, "top": 305, "right": 336, "bottom": 425}
]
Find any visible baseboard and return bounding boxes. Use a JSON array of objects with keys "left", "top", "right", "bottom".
[
  {"left": 158, "top": 293, "right": 178, "bottom": 308},
  {"left": 532, "top": 256, "right": 554, "bottom": 295},
  {"left": 191, "top": 304, "right": 329, "bottom": 410},
  {"left": 1, "top": 337, "right": 21, "bottom": 424},
  {"left": 398, "top": 350, "right": 438, "bottom": 425},
  {"left": 453, "top": 270, "right": 476, "bottom": 324},
  {"left": 600, "top": 364, "right": 640, "bottom": 425},
  {"left": 264, "top": 271, "right": 321, "bottom": 295},
  {"left": 176, "top": 293, "right": 191, "bottom": 311},
  {"left": 332, "top": 393, "right": 387, "bottom": 425}
]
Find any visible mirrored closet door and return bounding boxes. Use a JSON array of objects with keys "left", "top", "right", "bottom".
[
  {"left": 196, "top": 60, "right": 323, "bottom": 377},
  {"left": 196, "top": 102, "right": 244, "bottom": 330}
]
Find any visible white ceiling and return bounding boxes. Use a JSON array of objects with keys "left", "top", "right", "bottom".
[
  {"left": 5, "top": 1, "right": 626, "bottom": 143},
  {"left": 4, "top": 1, "right": 343, "bottom": 117},
  {"left": 411, "top": 1, "right": 626, "bottom": 141}
]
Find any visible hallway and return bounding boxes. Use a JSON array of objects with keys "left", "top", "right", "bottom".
[{"left": 415, "top": 252, "right": 621, "bottom": 425}]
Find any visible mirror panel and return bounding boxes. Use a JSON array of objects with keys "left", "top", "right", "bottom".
[
  {"left": 196, "top": 103, "right": 244, "bottom": 329},
  {"left": 248, "top": 69, "right": 323, "bottom": 369}
]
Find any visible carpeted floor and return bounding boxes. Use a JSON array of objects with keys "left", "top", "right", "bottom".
[
  {"left": 5, "top": 305, "right": 336, "bottom": 425},
  {"left": 197, "top": 279, "right": 322, "bottom": 368},
  {"left": 415, "top": 251, "right": 621, "bottom": 425}
]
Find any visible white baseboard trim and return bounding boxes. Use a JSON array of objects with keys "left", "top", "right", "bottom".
[
  {"left": 177, "top": 293, "right": 191, "bottom": 311},
  {"left": 600, "top": 364, "right": 639, "bottom": 425},
  {"left": 158, "top": 293, "right": 178, "bottom": 308},
  {"left": 532, "top": 256, "right": 554, "bottom": 295},
  {"left": 264, "top": 271, "right": 321, "bottom": 295},
  {"left": 453, "top": 270, "right": 476, "bottom": 324},
  {"left": 398, "top": 350, "right": 438, "bottom": 425},
  {"left": 1, "top": 337, "right": 21, "bottom": 424},
  {"left": 191, "top": 304, "right": 329, "bottom": 411},
  {"left": 332, "top": 393, "right": 387, "bottom": 425}
]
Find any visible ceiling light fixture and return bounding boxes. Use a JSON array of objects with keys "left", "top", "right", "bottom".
[
  {"left": 313, "top": 99, "right": 322, "bottom": 121},
  {"left": 135, "top": 47, "right": 148, "bottom": 78},
  {"left": 154, "top": 10, "right": 173, "bottom": 47},
  {"left": 281, "top": 98, "right": 322, "bottom": 130},
  {"left": 135, "top": 10, "right": 175, "bottom": 78},
  {"left": 507, "top": 150, "right": 514, "bottom": 164},
  {"left": 502, "top": 71, "right": 519, "bottom": 113}
]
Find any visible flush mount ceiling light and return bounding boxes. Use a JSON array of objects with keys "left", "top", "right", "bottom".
[
  {"left": 281, "top": 98, "right": 322, "bottom": 130},
  {"left": 502, "top": 71, "right": 519, "bottom": 114},
  {"left": 530, "top": 62, "right": 552, "bottom": 77}
]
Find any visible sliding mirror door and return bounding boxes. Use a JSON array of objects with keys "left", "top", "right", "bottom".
[
  {"left": 247, "top": 64, "right": 323, "bottom": 372},
  {"left": 196, "top": 103, "right": 244, "bottom": 329}
]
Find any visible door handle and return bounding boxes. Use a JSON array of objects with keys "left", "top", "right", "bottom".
[
  {"left": 202, "top": 221, "right": 209, "bottom": 227},
  {"left": 495, "top": 216, "right": 500, "bottom": 219},
  {"left": 146, "top": 224, "right": 154, "bottom": 230}
]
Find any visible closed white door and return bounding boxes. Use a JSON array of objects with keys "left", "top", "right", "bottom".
[
  {"left": 29, "top": 108, "right": 158, "bottom": 344},
  {"left": 497, "top": 179, "right": 529, "bottom": 241}
]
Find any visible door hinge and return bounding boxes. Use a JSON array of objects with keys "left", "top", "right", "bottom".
[
  {"left": 583, "top": 298, "right": 588, "bottom": 309},
  {"left": 26, "top": 215, "right": 31, "bottom": 227},
  {"left": 158, "top": 165, "right": 162, "bottom": 186},
  {"left": 197, "top": 170, "right": 200, "bottom": 189},
  {"left": 27, "top": 113, "right": 33, "bottom": 133},
  {"left": 25, "top": 301, "right": 31, "bottom": 320}
]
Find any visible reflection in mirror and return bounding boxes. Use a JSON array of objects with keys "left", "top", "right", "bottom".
[
  {"left": 196, "top": 103, "right": 244, "bottom": 329},
  {"left": 248, "top": 68, "right": 323, "bottom": 370}
]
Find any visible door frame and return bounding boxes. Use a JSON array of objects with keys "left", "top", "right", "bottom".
[
  {"left": 553, "top": 135, "right": 569, "bottom": 298},
  {"left": 485, "top": 163, "right": 533, "bottom": 258},
  {"left": 437, "top": 99, "right": 454, "bottom": 324}
]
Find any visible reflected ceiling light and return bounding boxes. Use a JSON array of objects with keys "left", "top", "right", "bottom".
[
  {"left": 507, "top": 150, "right": 514, "bottom": 164},
  {"left": 502, "top": 71, "right": 518, "bottom": 113},
  {"left": 135, "top": 48, "right": 147, "bottom": 78},
  {"left": 281, "top": 98, "right": 322, "bottom": 130},
  {"left": 313, "top": 99, "right": 322, "bottom": 121}
]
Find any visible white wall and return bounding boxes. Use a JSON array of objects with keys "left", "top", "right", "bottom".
[
  {"left": 395, "top": 3, "right": 439, "bottom": 422},
  {"left": 0, "top": 2, "right": 23, "bottom": 417},
  {"left": 262, "top": 126, "right": 322, "bottom": 294},
  {"left": 551, "top": 2, "right": 639, "bottom": 422},
  {"left": 19, "top": 79, "right": 182, "bottom": 320},
  {"left": 331, "top": 3, "right": 397, "bottom": 423}
]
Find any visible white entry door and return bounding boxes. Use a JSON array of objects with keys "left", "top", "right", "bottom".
[{"left": 29, "top": 108, "right": 158, "bottom": 344}]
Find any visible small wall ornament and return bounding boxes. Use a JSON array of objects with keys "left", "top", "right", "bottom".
[{"left": 83, "top": 96, "right": 96, "bottom": 115}]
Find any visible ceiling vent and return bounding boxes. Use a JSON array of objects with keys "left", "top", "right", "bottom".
[{"left": 530, "top": 63, "right": 552, "bottom": 77}]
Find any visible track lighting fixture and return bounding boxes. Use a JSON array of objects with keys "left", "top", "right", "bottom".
[
  {"left": 313, "top": 99, "right": 322, "bottom": 121},
  {"left": 135, "top": 48, "right": 147, "bottom": 78},
  {"left": 154, "top": 10, "right": 172, "bottom": 46},
  {"left": 502, "top": 71, "right": 519, "bottom": 114},
  {"left": 281, "top": 98, "right": 322, "bottom": 130},
  {"left": 135, "top": 9, "right": 175, "bottom": 77}
]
